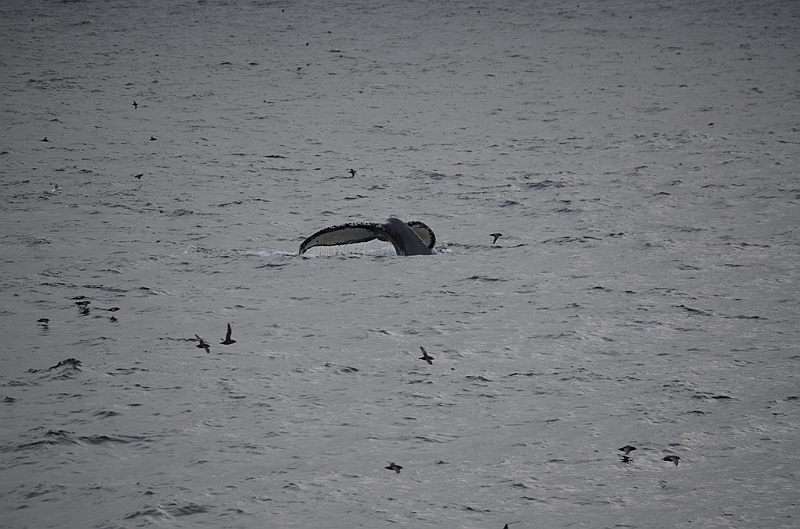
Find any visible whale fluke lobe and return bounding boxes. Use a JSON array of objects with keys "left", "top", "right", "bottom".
[{"left": 299, "top": 218, "right": 435, "bottom": 256}]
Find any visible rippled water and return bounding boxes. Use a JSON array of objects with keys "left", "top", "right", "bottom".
[{"left": 1, "top": 1, "right": 798, "bottom": 527}]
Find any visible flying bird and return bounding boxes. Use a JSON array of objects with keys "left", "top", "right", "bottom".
[
  {"left": 220, "top": 323, "right": 236, "bottom": 345},
  {"left": 38, "top": 318, "right": 49, "bottom": 328},
  {"left": 134, "top": 173, "right": 143, "bottom": 179},
  {"left": 491, "top": 233, "right": 503, "bottom": 244},
  {"left": 132, "top": 100, "right": 138, "bottom": 109},
  {"left": 619, "top": 445, "right": 636, "bottom": 456},
  {"left": 385, "top": 462, "right": 403, "bottom": 474},
  {"left": 419, "top": 346, "right": 434, "bottom": 365},
  {"left": 196, "top": 335, "right": 210, "bottom": 353},
  {"left": 663, "top": 455, "right": 680, "bottom": 466},
  {"left": 348, "top": 168, "right": 356, "bottom": 177}
]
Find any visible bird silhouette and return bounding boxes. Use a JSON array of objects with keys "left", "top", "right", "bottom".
[
  {"left": 196, "top": 335, "right": 210, "bottom": 353},
  {"left": 419, "top": 346, "right": 434, "bottom": 365},
  {"left": 663, "top": 455, "right": 680, "bottom": 466},
  {"left": 385, "top": 462, "right": 402, "bottom": 474},
  {"left": 348, "top": 168, "right": 356, "bottom": 177},
  {"left": 619, "top": 445, "right": 636, "bottom": 456},
  {"left": 220, "top": 323, "right": 236, "bottom": 345},
  {"left": 490, "top": 233, "right": 503, "bottom": 244},
  {"left": 132, "top": 100, "right": 138, "bottom": 109}
]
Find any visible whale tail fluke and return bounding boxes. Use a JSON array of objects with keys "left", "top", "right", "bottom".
[{"left": 299, "top": 218, "right": 435, "bottom": 256}]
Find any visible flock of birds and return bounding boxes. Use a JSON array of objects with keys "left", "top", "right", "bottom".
[
  {"left": 33, "top": 291, "right": 680, "bottom": 529},
  {"left": 36, "top": 296, "right": 120, "bottom": 328},
  {"left": 195, "top": 323, "right": 236, "bottom": 354},
  {"left": 36, "top": 291, "right": 681, "bottom": 528},
  {"left": 33, "top": 144, "right": 675, "bottom": 528}
]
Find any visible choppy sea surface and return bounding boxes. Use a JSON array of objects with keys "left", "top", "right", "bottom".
[{"left": 1, "top": 1, "right": 798, "bottom": 527}]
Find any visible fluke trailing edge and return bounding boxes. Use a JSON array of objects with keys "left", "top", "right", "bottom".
[{"left": 299, "top": 218, "right": 436, "bottom": 256}]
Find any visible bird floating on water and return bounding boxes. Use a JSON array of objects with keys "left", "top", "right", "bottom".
[{"left": 75, "top": 300, "right": 90, "bottom": 315}]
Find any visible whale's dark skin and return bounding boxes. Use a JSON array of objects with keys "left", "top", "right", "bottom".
[{"left": 299, "top": 218, "right": 435, "bottom": 256}]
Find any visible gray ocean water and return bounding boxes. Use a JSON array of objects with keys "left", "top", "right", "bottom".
[{"left": 1, "top": 1, "right": 798, "bottom": 527}]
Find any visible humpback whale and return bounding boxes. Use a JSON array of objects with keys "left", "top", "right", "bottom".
[{"left": 299, "top": 218, "right": 435, "bottom": 256}]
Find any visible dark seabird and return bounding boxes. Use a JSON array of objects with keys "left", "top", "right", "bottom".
[
  {"left": 220, "top": 323, "right": 236, "bottom": 345},
  {"left": 300, "top": 218, "right": 435, "bottom": 257},
  {"left": 109, "top": 316, "right": 117, "bottom": 322},
  {"left": 504, "top": 525, "right": 509, "bottom": 529},
  {"left": 619, "top": 445, "right": 636, "bottom": 456},
  {"left": 150, "top": 136, "right": 157, "bottom": 141},
  {"left": 663, "top": 455, "right": 680, "bottom": 466},
  {"left": 75, "top": 300, "right": 90, "bottom": 308},
  {"left": 132, "top": 100, "right": 138, "bottom": 109},
  {"left": 38, "top": 318, "right": 49, "bottom": 328},
  {"left": 348, "top": 168, "right": 356, "bottom": 177},
  {"left": 134, "top": 173, "right": 143, "bottom": 179},
  {"left": 196, "top": 335, "right": 210, "bottom": 353},
  {"left": 419, "top": 346, "right": 434, "bottom": 365},
  {"left": 491, "top": 233, "right": 503, "bottom": 244},
  {"left": 42, "top": 137, "right": 48, "bottom": 142},
  {"left": 385, "top": 462, "right": 403, "bottom": 474}
]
